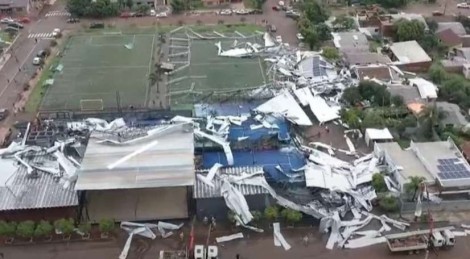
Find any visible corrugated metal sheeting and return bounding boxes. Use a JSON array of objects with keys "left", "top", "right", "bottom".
[
  {"left": 0, "top": 154, "right": 78, "bottom": 211},
  {"left": 76, "top": 124, "right": 195, "bottom": 190},
  {"left": 194, "top": 166, "right": 269, "bottom": 199}
]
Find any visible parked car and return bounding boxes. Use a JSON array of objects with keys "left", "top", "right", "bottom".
[
  {"left": 267, "top": 24, "right": 277, "bottom": 33},
  {"left": 219, "top": 9, "right": 232, "bottom": 15},
  {"left": 285, "top": 10, "right": 300, "bottom": 19},
  {"left": 272, "top": 6, "right": 280, "bottom": 11},
  {"left": 0, "top": 17, "right": 14, "bottom": 24},
  {"left": 155, "top": 12, "right": 168, "bottom": 18},
  {"left": 89, "top": 22, "right": 104, "bottom": 29},
  {"left": 275, "top": 35, "right": 282, "bottom": 43},
  {"left": 120, "top": 12, "right": 132, "bottom": 18},
  {"left": 4, "top": 26, "right": 18, "bottom": 33},
  {"left": 0, "top": 109, "right": 9, "bottom": 121},
  {"left": 52, "top": 28, "right": 61, "bottom": 38},
  {"left": 7, "top": 22, "right": 23, "bottom": 29},
  {"left": 32, "top": 57, "right": 43, "bottom": 66},
  {"left": 457, "top": 3, "right": 470, "bottom": 9},
  {"left": 37, "top": 49, "right": 49, "bottom": 58},
  {"left": 296, "top": 33, "right": 304, "bottom": 41},
  {"left": 250, "top": 9, "right": 263, "bottom": 14},
  {"left": 66, "top": 17, "right": 80, "bottom": 23},
  {"left": 17, "top": 17, "right": 30, "bottom": 24},
  {"left": 150, "top": 9, "right": 156, "bottom": 16}
]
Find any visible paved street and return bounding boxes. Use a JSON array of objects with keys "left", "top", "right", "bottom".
[
  {"left": 0, "top": 4, "right": 69, "bottom": 122},
  {"left": 1, "top": 226, "right": 470, "bottom": 259}
]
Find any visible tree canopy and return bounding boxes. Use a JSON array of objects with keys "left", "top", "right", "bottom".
[
  {"left": 394, "top": 19, "right": 425, "bottom": 42},
  {"left": 170, "top": 0, "right": 186, "bottom": 14},
  {"left": 372, "top": 173, "right": 387, "bottom": 193},
  {"left": 362, "top": 0, "right": 408, "bottom": 8},
  {"left": 302, "top": 0, "right": 329, "bottom": 25},
  {"left": 333, "top": 15, "right": 355, "bottom": 31},
  {"left": 67, "top": 0, "right": 119, "bottom": 18},
  {"left": 322, "top": 47, "right": 339, "bottom": 61}
]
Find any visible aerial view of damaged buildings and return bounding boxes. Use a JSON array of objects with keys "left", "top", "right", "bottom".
[{"left": 5, "top": 3, "right": 470, "bottom": 256}]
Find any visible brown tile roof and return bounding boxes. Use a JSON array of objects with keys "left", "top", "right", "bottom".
[
  {"left": 437, "top": 28, "right": 462, "bottom": 47},
  {"left": 356, "top": 66, "right": 393, "bottom": 81},
  {"left": 461, "top": 142, "right": 470, "bottom": 159}
]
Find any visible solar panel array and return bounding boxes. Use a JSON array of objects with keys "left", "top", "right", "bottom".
[
  {"left": 437, "top": 158, "right": 470, "bottom": 180},
  {"left": 311, "top": 56, "right": 327, "bottom": 77}
]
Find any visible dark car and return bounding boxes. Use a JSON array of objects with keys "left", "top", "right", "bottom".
[
  {"left": 250, "top": 9, "right": 263, "bottom": 14},
  {"left": 4, "top": 26, "right": 18, "bottom": 33},
  {"left": 7, "top": 22, "right": 23, "bottom": 29},
  {"left": 66, "top": 17, "right": 80, "bottom": 23},
  {"left": 89, "top": 22, "right": 104, "bottom": 29},
  {"left": 0, "top": 109, "right": 8, "bottom": 121},
  {"left": 37, "top": 49, "right": 49, "bottom": 58}
]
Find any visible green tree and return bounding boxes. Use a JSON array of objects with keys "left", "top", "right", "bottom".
[
  {"left": 403, "top": 176, "right": 425, "bottom": 200},
  {"left": 322, "top": 47, "right": 339, "bottom": 61},
  {"left": 84, "top": 0, "right": 119, "bottom": 18},
  {"left": 425, "top": 18, "right": 438, "bottom": 32},
  {"left": 264, "top": 206, "right": 279, "bottom": 222},
  {"left": 134, "top": 3, "right": 150, "bottom": 14},
  {"left": 341, "top": 87, "right": 362, "bottom": 106},
  {"left": 245, "top": 0, "right": 265, "bottom": 9},
  {"left": 394, "top": 19, "right": 425, "bottom": 42},
  {"left": 99, "top": 219, "right": 115, "bottom": 235},
  {"left": 362, "top": 111, "right": 385, "bottom": 128},
  {"left": 281, "top": 208, "right": 303, "bottom": 225},
  {"left": 333, "top": 15, "right": 355, "bottom": 31},
  {"left": 391, "top": 95, "right": 404, "bottom": 107},
  {"left": 34, "top": 220, "right": 53, "bottom": 239},
  {"left": 125, "top": 0, "right": 133, "bottom": 8},
  {"left": 170, "top": 0, "right": 185, "bottom": 13},
  {"left": 78, "top": 222, "right": 92, "bottom": 238},
  {"left": 340, "top": 108, "right": 362, "bottom": 129},
  {"left": 372, "top": 173, "right": 387, "bottom": 193},
  {"left": 54, "top": 218, "right": 75, "bottom": 237},
  {"left": 303, "top": 1, "right": 329, "bottom": 25},
  {"left": 0, "top": 221, "right": 16, "bottom": 238},
  {"left": 428, "top": 65, "right": 447, "bottom": 84},
  {"left": 16, "top": 221, "right": 35, "bottom": 241},
  {"left": 315, "top": 23, "right": 332, "bottom": 42},
  {"left": 358, "top": 81, "right": 391, "bottom": 106},
  {"left": 66, "top": 0, "right": 89, "bottom": 16},
  {"left": 250, "top": 211, "right": 263, "bottom": 223},
  {"left": 378, "top": 195, "right": 399, "bottom": 212}
]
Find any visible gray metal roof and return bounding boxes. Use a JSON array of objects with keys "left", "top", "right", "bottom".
[
  {"left": 0, "top": 154, "right": 78, "bottom": 211},
  {"left": 194, "top": 166, "right": 269, "bottom": 199},
  {"left": 389, "top": 41, "right": 432, "bottom": 64},
  {"left": 76, "top": 123, "right": 195, "bottom": 190},
  {"left": 437, "top": 22, "right": 466, "bottom": 36}
]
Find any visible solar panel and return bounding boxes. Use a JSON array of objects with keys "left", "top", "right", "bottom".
[{"left": 436, "top": 158, "right": 470, "bottom": 180}]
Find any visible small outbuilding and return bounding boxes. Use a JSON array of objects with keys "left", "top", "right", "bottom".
[{"left": 365, "top": 128, "right": 393, "bottom": 146}]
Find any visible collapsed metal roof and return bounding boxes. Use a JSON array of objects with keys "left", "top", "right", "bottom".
[
  {"left": 0, "top": 153, "right": 79, "bottom": 211},
  {"left": 75, "top": 123, "right": 195, "bottom": 190}
]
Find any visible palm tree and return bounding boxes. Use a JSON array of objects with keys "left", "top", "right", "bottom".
[
  {"left": 404, "top": 176, "right": 425, "bottom": 201},
  {"left": 418, "top": 105, "right": 444, "bottom": 140}
]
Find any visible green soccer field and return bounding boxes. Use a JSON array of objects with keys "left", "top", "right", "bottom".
[
  {"left": 40, "top": 34, "right": 156, "bottom": 111},
  {"left": 168, "top": 36, "right": 267, "bottom": 107}
]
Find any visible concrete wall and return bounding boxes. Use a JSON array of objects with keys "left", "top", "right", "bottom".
[
  {"left": 85, "top": 187, "right": 189, "bottom": 222},
  {"left": 0, "top": 207, "right": 77, "bottom": 222},
  {"left": 400, "top": 198, "right": 470, "bottom": 214},
  {"left": 396, "top": 61, "right": 432, "bottom": 73},
  {"left": 195, "top": 194, "right": 273, "bottom": 221}
]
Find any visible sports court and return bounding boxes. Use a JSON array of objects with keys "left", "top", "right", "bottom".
[
  {"left": 168, "top": 32, "right": 267, "bottom": 107},
  {"left": 40, "top": 33, "right": 156, "bottom": 111}
]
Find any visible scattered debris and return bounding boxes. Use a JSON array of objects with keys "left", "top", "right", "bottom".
[{"left": 216, "top": 232, "right": 244, "bottom": 243}]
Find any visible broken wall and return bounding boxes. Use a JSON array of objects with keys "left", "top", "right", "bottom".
[{"left": 85, "top": 187, "right": 189, "bottom": 222}]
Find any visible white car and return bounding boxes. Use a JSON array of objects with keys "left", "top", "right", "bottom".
[
  {"left": 150, "top": 9, "right": 156, "bottom": 16},
  {"left": 275, "top": 35, "right": 282, "bottom": 43},
  {"left": 296, "top": 33, "right": 304, "bottom": 41},
  {"left": 52, "top": 28, "right": 61, "bottom": 38},
  {"left": 457, "top": 3, "right": 470, "bottom": 8},
  {"left": 32, "top": 57, "right": 42, "bottom": 66},
  {"left": 0, "top": 17, "right": 13, "bottom": 24},
  {"left": 219, "top": 9, "right": 232, "bottom": 15},
  {"left": 155, "top": 12, "right": 168, "bottom": 18}
]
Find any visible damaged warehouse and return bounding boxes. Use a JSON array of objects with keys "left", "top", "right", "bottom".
[{"left": 5, "top": 24, "right": 470, "bottom": 255}]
